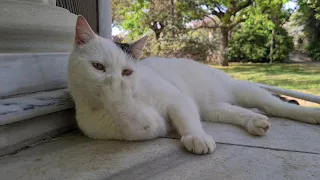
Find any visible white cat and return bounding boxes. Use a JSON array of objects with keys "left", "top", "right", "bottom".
[{"left": 68, "top": 16, "right": 320, "bottom": 155}]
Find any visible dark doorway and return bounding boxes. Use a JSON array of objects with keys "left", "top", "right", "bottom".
[{"left": 56, "top": 0, "right": 99, "bottom": 33}]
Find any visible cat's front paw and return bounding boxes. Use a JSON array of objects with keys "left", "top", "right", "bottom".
[
  {"left": 246, "top": 115, "right": 270, "bottom": 136},
  {"left": 181, "top": 133, "right": 216, "bottom": 155}
]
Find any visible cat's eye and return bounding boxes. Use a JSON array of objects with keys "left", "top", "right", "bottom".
[
  {"left": 92, "top": 62, "right": 105, "bottom": 71},
  {"left": 122, "top": 69, "right": 133, "bottom": 76}
]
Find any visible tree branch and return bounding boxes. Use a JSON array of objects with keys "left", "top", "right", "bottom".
[
  {"left": 192, "top": 19, "right": 219, "bottom": 30},
  {"left": 230, "top": 0, "right": 253, "bottom": 15},
  {"left": 227, "top": 17, "right": 246, "bottom": 29},
  {"left": 237, "top": 0, "right": 253, "bottom": 11},
  {"left": 261, "top": 1, "right": 272, "bottom": 14},
  {"left": 210, "top": 4, "right": 225, "bottom": 19},
  {"left": 205, "top": 15, "right": 218, "bottom": 25}
]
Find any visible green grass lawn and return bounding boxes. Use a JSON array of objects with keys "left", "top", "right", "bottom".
[{"left": 213, "top": 63, "right": 320, "bottom": 96}]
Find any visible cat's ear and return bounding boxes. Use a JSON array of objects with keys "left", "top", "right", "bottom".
[
  {"left": 129, "top": 35, "right": 148, "bottom": 58},
  {"left": 75, "top": 16, "right": 95, "bottom": 46}
]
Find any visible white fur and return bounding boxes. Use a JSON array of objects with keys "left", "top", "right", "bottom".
[{"left": 68, "top": 33, "right": 320, "bottom": 155}]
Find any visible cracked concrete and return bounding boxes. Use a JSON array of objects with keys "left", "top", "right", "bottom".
[
  {"left": 215, "top": 142, "right": 320, "bottom": 155},
  {"left": 203, "top": 117, "right": 320, "bottom": 154},
  {"left": 0, "top": 117, "right": 319, "bottom": 180}
]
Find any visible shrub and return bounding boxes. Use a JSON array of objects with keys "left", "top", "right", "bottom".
[
  {"left": 141, "top": 30, "right": 217, "bottom": 63},
  {"left": 228, "top": 19, "right": 294, "bottom": 63},
  {"left": 307, "top": 41, "right": 320, "bottom": 61},
  {"left": 267, "top": 27, "right": 294, "bottom": 61}
]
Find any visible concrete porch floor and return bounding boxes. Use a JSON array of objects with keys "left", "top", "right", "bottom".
[{"left": 1, "top": 117, "right": 319, "bottom": 180}]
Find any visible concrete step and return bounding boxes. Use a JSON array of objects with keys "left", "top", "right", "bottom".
[
  {"left": 0, "top": 89, "right": 75, "bottom": 157},
  {"left": 1, "top": 117, "right": 319, "bottom": 180}
]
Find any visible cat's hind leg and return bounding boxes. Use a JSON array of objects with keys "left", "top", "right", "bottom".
[
  {"left": 203, "top": 102, "right": 271, "bottom": 136},
  {"left": 232, "top": 80, "right": 320, "bottom": 124}
]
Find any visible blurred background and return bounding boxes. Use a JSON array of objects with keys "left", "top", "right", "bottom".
[
  {"left": 109, "top": 0, "right": 319, "bottom": 65},
  {"left": 1, "top": 0, "right": 318, "bottom": 106},
  {"left": 109, "top": 0, "right": 320, "bottom": 106}
]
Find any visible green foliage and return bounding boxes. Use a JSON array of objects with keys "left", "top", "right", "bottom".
[
  {"left": 228, "top": 15, "right": 294, "bottom": 62},
  {"left": 268, "top": 27, "right": 294, "bottom": 61},
  {"left": 114, "top": 0, "right": 297, "bottom": 63},
  {"left": 119, "top": 0, "right": 150, "bottom": 39},
  {"left": 112, "top": 0, "right": 131, "bottom": 26},
  {"left": 228, "top": 17, "right": 269, "bottom": 62},
  {"left": 298, "top": 0, "right": 320, "bottom": 19},
  {"left": 141, "top": 30, "right": 217, "bottom": 63},
  {"left": 307, "top": 41, "right": 320, "bottom": 61},
  {"left": 295, "top": 0, "right": 320, "bottom": 60},
  {"left": 118, "top": 0, "right": 189, "bottom": 40}
]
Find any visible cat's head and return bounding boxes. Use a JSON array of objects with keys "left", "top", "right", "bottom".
[{"left": 68, "top": 16, "right": 148, "bottom": 105}]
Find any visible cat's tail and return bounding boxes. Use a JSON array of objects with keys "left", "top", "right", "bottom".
[{"left": 232, "top": 80, "right": 320, "bottom": 124}]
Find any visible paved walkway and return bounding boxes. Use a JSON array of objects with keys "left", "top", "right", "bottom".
[
  {"left": 1, "top": 117, "right": 319, "bottom": 180},
  {"left": 286, "top": 51, "right": 313, "bottom": 63}
]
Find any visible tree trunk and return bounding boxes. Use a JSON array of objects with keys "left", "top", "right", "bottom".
[
  {"left": 170, "top": 0, "right": 175, "bottom": 38},
  {"left": 269, "top": 16, "right": 278, "bottom": 63},
  {"left": 219, "top": 29, "right": 229, "bottom": 66},
  {"left": 269, "top": 28, "right": 275, "bottom": 63},
  {"left": 155, "top": 32, "right": 161, "bottom": 40}
]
